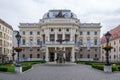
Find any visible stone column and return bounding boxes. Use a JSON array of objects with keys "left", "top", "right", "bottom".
[
  {"left": 63, "top": 47, "right": 66, "bottom": 58},
  {"left": 70, "top": 29, "right": 73, "bottom": 41},
  {"left": 48, "top": 35, "right": 50, "bottom": 41},
  {"left": 71, "top": 47, "right": 75, "bottom": 62},
  {"left": 55, "top": 29, "right": 57, "bottom": 43},
  {"left": 45, "top": 47, "right": 49, "bottom": 61},
  {"left": 62, "top": 29, "right": 65, "bottom": 39}
]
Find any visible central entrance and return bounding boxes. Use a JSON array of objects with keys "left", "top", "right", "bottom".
[
  {"left": 48, "top": 47, "right": 72, "bottom": 62},
  {"left": 49, "top": 52, "right": 54, "bottom": 62},
  {"left": 49, "top": 47, "right": 55, "bottom": 62},
  {"left": 65, "top": 47, "right": 71, "bottom": 62}
]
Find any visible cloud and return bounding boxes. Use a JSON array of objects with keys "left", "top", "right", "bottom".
[{"left": 0, "top": 0, "right": 120, "bottom": 35}]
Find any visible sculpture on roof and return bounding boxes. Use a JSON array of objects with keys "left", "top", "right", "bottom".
[{"left": 55, "top": 10, "right": 65, "bottom": 18}]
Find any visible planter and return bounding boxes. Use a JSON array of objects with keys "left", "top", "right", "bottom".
[
  {"left": 103, "top": 46, "right": 113, "bottom": 51},
  {"left": 11, "top": 53, "right": 16, "bottom": 56},
  {"left": 14, "top": 47, "right": 23, "bottom": 52}
]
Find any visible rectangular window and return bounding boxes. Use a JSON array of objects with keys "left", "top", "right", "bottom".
[
  {"left": 87, "top": 54, "right": 90, "bottom": 58},
  {"left": 66, "top": 29, "right": 69, "bottom": 32},
  {"left": 30, "top": 31, "right": 33, "bottom": 35},
  {"left": 22, "top": 31, "right": 25, "bottom": 35},
  {"left": 0, "top": 25, "right": 1, "bottom": 29},
  {"left": 0, "top": 47, "right": 2, "bottom": 54},
  {"left": 80, "top": 31, "right": 82, "bottom": 35},
  {"left": 37, "top": 31, "right": 40, "bottom": 35},
  {"left": 80, "top": 54, "right": 83, "bottom": 58},
  {"left": 59, "top": 29, "right": 61, "bottom": 32},
  {"left": 87, "top": 31, "right": 90, "bottom": 35},
  {"left": 95, "top": 54, "right": 97, "bottom": 58},
  {"left": 114, "top": 41, "right": 116, "bottom": 45},
  {"left": 22, "top": 39, "right": 25, "bottom": 45},
  {"left": 37, "top": 54, "right": 40, "bottom": 58},
  {"left": 30, "top": 54, "right": 32, "bottom": 58},
  {"left": 23, "top": 54, "right": 25, "bottom": 58},
  {"left": 94, "top": 31, "right": 97, "bottom": 35},
  {"left": 30, "top": 39, "right": 33, "bottom": 41},
  {"left": 51, "top": 28, "right": 54, "bottom": 32},
  {"left": 79, "top": 39, "right": 83, "bottom": 45},
  {"left": 37, "top": 39, "right": 40, "bottom": 45},
  {"left": 94, "top": 39, "right": 97, "bottom": 45},
  {"left": 95, "top": 48, "right": 97, "bottom": 51},
  {"left": 80, "top": 49, "right": 82, "bottom": 51},
  {"left": 114, "top": 48, "right": 116, "bottom": 52}
]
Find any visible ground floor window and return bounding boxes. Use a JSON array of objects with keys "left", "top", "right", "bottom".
[
  {"left": 37, "top": 54, "right": 40, "bottom": 58},
  {"left": 87, "top": 54, "right": 90, "bottom": 58},
  {"left": 30, "top": 54, "right": 32, "bottom": 58}
]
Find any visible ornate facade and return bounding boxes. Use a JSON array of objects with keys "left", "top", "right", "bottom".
[{"left": 19, "top": 10, "right": 101, "bottom": 62}]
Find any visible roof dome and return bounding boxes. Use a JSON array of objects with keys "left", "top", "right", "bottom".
[{"left": 42, "top": 10, "right": 77, "bottom": 19}]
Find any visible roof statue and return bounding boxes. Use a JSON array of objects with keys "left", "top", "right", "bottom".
[{"left": 55, "top": 10, "right": 64, "bottom": 18}]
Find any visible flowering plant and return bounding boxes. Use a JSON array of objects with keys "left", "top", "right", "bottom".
[
  {"left": 14, "top": 47, "right": 24, "bottom": 52},
  {"left": 103, "top": 45, "right": 113, "bottom": 51},
  {"left": 11, "top": 52, "right": 16, "bottom": 56}
]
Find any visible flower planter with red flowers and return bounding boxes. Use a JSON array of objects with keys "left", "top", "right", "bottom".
[
  {"left": 103, "top": 46, "right": 113, "bottom": 51},
  {"left": 11, "top": 53, "right": 16, "bottom": 56},
  {"left": 14, "top": 47, "right": 23, "bottom": 52}
]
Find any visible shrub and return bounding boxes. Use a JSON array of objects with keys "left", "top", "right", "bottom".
[
  {"left": 85, "top": 62, "right": 92, "bottom": 65},
  {"left": 118, "top": 66, "right": 120, "bottom": 71},
  {"left": 112, "top": 66, "right": 119, "bottom": 72},
  {"left": 22, "top": 65, "right": 32, "bottom": 72},
  {"left": 0, "top": 67, "right": 8, "bottom": 72},
  {"left": 92, "top": 65, "right": 104, "bottom": 71}
]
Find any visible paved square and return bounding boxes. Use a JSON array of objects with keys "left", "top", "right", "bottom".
[{"left": 0, "top": 63, "right": 120, "bottom": 80}]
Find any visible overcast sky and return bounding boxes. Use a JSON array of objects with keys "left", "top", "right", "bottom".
[{"left": 0, "top": 0, "right": 120, "bottom": 36}]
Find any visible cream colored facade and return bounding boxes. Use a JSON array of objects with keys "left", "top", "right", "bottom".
[
  {"left": 101, "top": 39, "right": 120, "bottom": 62},
  {"left": 19, "top": 10, "right": 101, "bottom": 62},
  {"left": 0, "top": 19, "right": 13, "bottom": 60},
  {"left": 101, "top": 25, "right": 120, "bottom": 62}
]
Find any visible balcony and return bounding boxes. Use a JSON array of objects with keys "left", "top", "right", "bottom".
[{"left": 45, "top": 41, "right": 75, "bottom": 45}]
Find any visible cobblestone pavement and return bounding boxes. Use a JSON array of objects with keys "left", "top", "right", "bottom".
[{"left": 0, "top": 63, "right": 120, "bottom": 80}]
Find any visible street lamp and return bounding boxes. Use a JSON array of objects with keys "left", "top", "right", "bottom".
[
  {"left": 103, "top": 31, "right": 113, "bottom": 72},
  {"left": 104, "top": 31, "right": 111, "bottom": 65},
  {"left": 15, "top": 31, "right": 21, "bottom": 66},
  {"left": 105, "top": 32, "right": 111, "bottom": 46}
]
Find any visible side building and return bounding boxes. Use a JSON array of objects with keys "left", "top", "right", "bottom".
[
  {"left": 19, "top": 9, "right": 101, "bottom": 62},
  {"left": 101, "top": 25, "right": 120, "bottom": 62},
  {"left": 0, "top": 19, "right": 13, "bottom": 62}
]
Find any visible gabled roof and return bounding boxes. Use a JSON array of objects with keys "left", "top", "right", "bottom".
[{"left": 101, "top": 25, "right": 120, "bottom": 43}]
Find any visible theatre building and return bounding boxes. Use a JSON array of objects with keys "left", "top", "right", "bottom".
[{"left": 19, "top": 10, "right": 101, "bottom": 62}]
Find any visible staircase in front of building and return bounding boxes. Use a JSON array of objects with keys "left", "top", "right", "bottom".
[{"left": 44, "top": 62, "right": 77, "bottom": 66}]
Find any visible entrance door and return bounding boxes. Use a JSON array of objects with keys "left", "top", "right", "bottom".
[
  {"left": 49, "top": 52, "right": 54, "bottom": 62},
  {"left": 66, "top": 52, "right": 71, "bottom": 62}
]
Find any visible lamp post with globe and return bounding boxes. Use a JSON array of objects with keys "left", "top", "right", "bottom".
[
  {"left": 103, "top": 31, "right": 113, "bottom": 72},
  {"left": 15, "top": 31, "right": 21, "bottom": 67}
]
